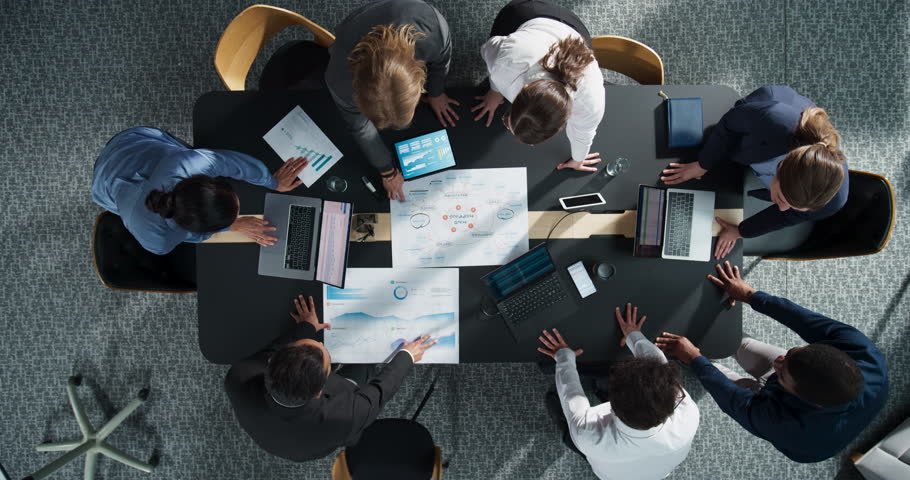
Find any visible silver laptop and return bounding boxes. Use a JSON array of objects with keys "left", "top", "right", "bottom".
[
  {"left": 634, "top": 185, "right": 715, "bottom": 262},
  {"left": 258, "top": 193, "right": 352, "bottom": 288}
]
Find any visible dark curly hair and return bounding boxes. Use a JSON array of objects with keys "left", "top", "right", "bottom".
[
  {"left": 264, "top": 343, "right": 327, "bottom": 407},
  {"left": 608, "top": 357, "right": 682, "bottom": 430},
  {"left": 788, "top": 344, "right": 863, "bottom": 407}
]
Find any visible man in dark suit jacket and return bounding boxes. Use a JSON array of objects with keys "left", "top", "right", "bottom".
[{"left": 224, "top": 294, "right": 438, "bottom": 462}]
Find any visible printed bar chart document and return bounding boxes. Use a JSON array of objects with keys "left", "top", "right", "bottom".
[
  {"left": 323, "top": 268, "right": 459, "bottom": 364},
  {"left": 390, "top": 168, "right": 529, "bottom": 267},
  {"left": 263, "top": 106, "right": 343, "bottom": 187}
]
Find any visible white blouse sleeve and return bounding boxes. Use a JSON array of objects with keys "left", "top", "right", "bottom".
[{"left": 565, "top": 66, "right": 605, "bottom": 163}]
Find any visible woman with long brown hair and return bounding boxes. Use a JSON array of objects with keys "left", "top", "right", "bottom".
[
  {"left": 662, "top": 86, "right": 848, "bottom": 259},
  {"left": 472, "top": 0, "right": 605, "bottom": 172}
]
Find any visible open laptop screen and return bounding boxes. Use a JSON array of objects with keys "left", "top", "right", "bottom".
[
  {"left": 481, "top": 244, "right": 554, "bottom": 300},
  {"left": 634, "top": 185, "right": 666, "bottom": 258},
  {"left": 315, "top": 201, "right": 352, "bottom": 288}
]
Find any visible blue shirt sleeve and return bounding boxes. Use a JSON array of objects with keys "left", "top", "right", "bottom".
[
  {"left": 689, "top": 356, "right": 772, "bottom": 438},
  {"left": 749, "top": 291, "right": 877, "bottom": 351},
  {"left": 193, "top": 149, "right": 279, "bottom": 190}
]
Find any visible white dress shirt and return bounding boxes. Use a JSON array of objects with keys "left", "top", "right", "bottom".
[
  {"left": 481, "top": 18, "right": 605, "bottom": 163},
  {"left": 555, "top": 332, "right": 700, "bottom": 480}
]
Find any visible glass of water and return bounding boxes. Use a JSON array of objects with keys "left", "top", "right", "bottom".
[
  {"left": 326, "top": 176, "right": 348, "bottom": 193},
  {"left": 603, "top": 157, "right": 630, "bottom": 177}
]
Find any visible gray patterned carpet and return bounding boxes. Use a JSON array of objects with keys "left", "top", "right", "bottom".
[{"left": 1, "top": 1, "right": 907, "bottom": 479}]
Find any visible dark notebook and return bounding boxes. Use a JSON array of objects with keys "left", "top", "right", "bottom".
[{"left": 666, "top": 96, "right": 704, "bottom": 148}]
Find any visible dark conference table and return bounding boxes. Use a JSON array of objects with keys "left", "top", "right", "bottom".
[{"left": 193, "top": 85, "right": 744, "bottom": 365}]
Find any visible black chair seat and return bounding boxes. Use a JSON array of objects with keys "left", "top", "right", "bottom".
[
  {"left": 762, "top": 170, "right": 895, "bottom": 260},
  {"left": 259, "top": 40, "right": 329, "bottom": 91},
  {"left": 345, "top": 419, "right": 435, "bottom": 480},
  {"left": 92, "top": 212, "right": 196, "bottom": 292}
]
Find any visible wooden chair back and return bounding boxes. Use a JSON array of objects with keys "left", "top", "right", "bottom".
[
  {"left": 214, "top": 4, "right": 334, "bottom": 91},
  {"left": 591, "top": 35, "right": 664, "bottom": 85}
]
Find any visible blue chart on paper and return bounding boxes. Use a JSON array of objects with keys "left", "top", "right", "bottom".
[{"left": 395, "top": 129, "right": 456, "bottom": 180}]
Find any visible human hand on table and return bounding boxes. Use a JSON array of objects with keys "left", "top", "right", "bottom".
[
  {"left": 471, "top": 90, "right": 504, "bottom": 127},
  {"left": 714, "top": 217, "right": 742, "bottom": 259},
  {"left": 660, "top": 162, "right": 706, "bottom": 185},
  {"left": 556, "top": 152, "right": 602, "bottom": 173},
  {"left": 230, "top": 216, "right": 277, "bottom": 246},
  {"left": 423, "top": 92, "right": 461, "bottom": 128},
  {"left": 655, "top": 333, "right": 701, "bottom": 364},
  {"left": 615, "top": 303, "right": 646, "bottom": 347},
  {"left": 537, "top": 328, "right": 583, "bottom": 359},
  {"left": 381, "top": 168, "right": 406, "bottom": 202},
  {"left": 401, "top": 335, "right": 438, "bottom": 363},
  {"left": 289, "top": 294, "right": 331, "bottom": 331},
  {"left": 707, "top": 261, "right": 755, "bottom": 307},
  {"left": 273, "top": 157, "right": 309, "bottom": 192}
]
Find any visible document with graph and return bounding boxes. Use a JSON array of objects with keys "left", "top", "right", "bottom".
[
  {"left": 323, "top": 268, "right": 459, "bottom": 364},
  {"left": 263, "top": 106, "right": 343, "bottom": 187},
  {"left": 390, "top": 168, "right": 529, "bottom": 267},
  {"left": 394, "top": 129, "right": 456, "bottom": 180}
]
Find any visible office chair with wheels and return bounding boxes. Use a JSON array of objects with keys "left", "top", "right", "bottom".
[
  {"left": 92, "top": 211, "right": 196, "bottom": 293},
  {"left": 750, "top": 170, "right": 895, "bottom": 260},
  {"left": 26, "top": 376, "right": 157, "bottom": 480},
  {"left": 591, "top": 35, "right": 664, "bottom": 85},
  {"left": 214, "top": 4, "right": 335, "bottom": 91},
  {"left": 331, "top": 378, "right": 445, "bottom": 480}
]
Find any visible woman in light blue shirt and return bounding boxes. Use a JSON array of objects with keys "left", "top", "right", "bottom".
[{"left": 92, "top": 127, "right": 307, "bottom": 255}]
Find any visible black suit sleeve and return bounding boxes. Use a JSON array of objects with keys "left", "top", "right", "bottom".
[
  {"left": 273, "top": 321, "right": 317, "bottom": 347},
  {"left": 346, "top": 351, "right": 415, "bottom": 441},
  {"left": 423, "top": 7, "right": 451, "bottom": 98},
  {"left": 225, "top": 352, "right": 269, "bottom": 392}
]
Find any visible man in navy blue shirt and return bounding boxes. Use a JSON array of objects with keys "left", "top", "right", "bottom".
[{"left": 656, "top": 262, "right": 888, "bottom": 463}]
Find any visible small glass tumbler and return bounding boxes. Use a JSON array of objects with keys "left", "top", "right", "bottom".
[
  {"left": 326, "top": 176, "right": 348, "bottom": 193},
  {"left": 603, "top": 157, "right": 630, "bottom": 177}
]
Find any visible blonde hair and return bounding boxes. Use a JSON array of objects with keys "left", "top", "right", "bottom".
[
  {"left": 348, "top": 24, "right": 427, "bottom": 130},
  {"left": 778, "top": 107, "right": 846, "bottom": 210},
  {"left": 794, "top": 107, "right": 842, "bottom": 149}
]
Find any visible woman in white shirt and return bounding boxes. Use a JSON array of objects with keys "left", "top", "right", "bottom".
[{"left": 473, "top": 0, "right": 605, "bottom": 172}]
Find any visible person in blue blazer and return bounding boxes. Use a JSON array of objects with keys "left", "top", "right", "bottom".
[
  {"left": 92, "top": 127, "right": 307, "bottom": 255},
  {"left": 661, "top": 86, "right": 848, "bottom": 259},
  {"left": 656, "top": 262, "right": 887, "bottom": 463}
]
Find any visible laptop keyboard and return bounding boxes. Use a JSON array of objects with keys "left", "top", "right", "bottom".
[
  {"left": 498, "top": 272, "right": 568, "bottom": 327},
  {"left": 284, "top": 205, "right": 316, "bottom": 271},
  {"left": 664, "top": 191, "right": 694, "bottom": 257}
]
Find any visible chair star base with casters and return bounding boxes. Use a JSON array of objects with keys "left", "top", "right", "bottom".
[{"left": 26, "top": 376, "right": 157, "bottom": 480}]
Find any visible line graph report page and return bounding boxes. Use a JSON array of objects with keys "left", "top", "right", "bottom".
[{"left": 323, "top": 268, "right": 459, "bottom": 364}]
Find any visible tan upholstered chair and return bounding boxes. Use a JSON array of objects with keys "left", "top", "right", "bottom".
[
  {"left": 214, "top": 5, "right": 334, "bottom": 91},
  {"left": 591, "top": 35, "right": 665, "bottom": 85}
]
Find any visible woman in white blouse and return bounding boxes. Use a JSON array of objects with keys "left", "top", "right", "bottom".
[{"left": 472, "top": 0, "right": 605, "bottom": 172}]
